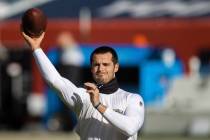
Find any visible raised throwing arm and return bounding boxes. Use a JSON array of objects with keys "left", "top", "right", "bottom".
[{"left": 22, "top": 32, "right": 87, "bottom": 110}]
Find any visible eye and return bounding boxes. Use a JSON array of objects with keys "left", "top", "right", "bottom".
[{"left": 103, "top": 63, "right": 109, "bottom": 66}]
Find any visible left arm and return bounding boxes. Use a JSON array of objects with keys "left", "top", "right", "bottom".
[
  {"left": 84, "top": 83, "right": 144, "bottom": 136},
  {"left": 102, "top": 94, "right": 144, "bottom": 136}
]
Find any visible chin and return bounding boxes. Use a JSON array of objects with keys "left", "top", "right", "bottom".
[{"left": 95, "top": 78, "right": 107, "bottom": 84}]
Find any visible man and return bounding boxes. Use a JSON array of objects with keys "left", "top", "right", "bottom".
[{"left": 22, "top": 32, "right": 144, "bottom": 140}]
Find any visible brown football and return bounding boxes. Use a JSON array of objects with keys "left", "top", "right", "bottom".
[{"left": 21, "top": 8, "right": 47, "bottom": 37}]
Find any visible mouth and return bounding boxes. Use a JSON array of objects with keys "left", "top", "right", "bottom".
[{"left": 96, "top": 73, "right": 106, "bottom": 77}]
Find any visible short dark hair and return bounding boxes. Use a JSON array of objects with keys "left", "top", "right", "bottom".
[{"left": 90, "top": 46, "right": 118, "bottom": 64}]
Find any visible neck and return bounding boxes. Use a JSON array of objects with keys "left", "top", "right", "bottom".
[{"left": 96, "top": 78, "right": 119, "bottom": 94}]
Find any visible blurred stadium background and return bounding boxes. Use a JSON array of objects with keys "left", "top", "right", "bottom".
[{"left": 0, "top": 0, "right": 210, "bottom": 139}]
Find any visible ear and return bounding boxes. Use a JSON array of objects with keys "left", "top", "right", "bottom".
[{"left": 114, "top": 63, "right": 119, "bottom": 73}]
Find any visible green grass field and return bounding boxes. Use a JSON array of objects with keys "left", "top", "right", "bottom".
[{"left": 0, "top": 132, "right": 209, "bottom": 140}]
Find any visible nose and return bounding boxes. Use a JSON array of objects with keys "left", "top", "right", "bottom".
[{"left": 98, "top": 64, "right": 105, "bottom": 72}]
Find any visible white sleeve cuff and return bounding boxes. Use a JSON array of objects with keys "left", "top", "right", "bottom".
[
  {"left": 103, "top": 107, "right": 112, "bottom": 118},
  {"left": 33, "top": 48, "right": 43, "bottom": 55}
]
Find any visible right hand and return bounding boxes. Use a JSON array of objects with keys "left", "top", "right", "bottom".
[
  {"left": 21, "top": 31, "right": 45, "bottom": 51},
  {"left": 84, "top": 82, "right": 100, "bottom": 107}
]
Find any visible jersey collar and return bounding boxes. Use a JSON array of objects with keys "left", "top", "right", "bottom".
[{"left": 96, "top": 78, "right": 119, "bottom": 94}]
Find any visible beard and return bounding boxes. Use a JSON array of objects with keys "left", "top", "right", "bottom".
[
  {"left": 93, "top": 74, "right": 116, "bottom": 84},
  {"left": 93, "top": 74, "right": 107, "bottom": 84},
  {"left": 94, "top": 77, "right": 105, "bottom": 84}
]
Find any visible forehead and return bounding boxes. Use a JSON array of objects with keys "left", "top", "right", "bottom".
[{"left": 92, "top": 52, "right": 113, "bottom": 62}]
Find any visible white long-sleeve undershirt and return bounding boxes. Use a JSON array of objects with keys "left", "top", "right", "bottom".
[
  {"left": 33, "top": 48, "right": 144, "bottom": 140},
  {"left": 103, "top": 94, "right": 144, "bottom": 136}
]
